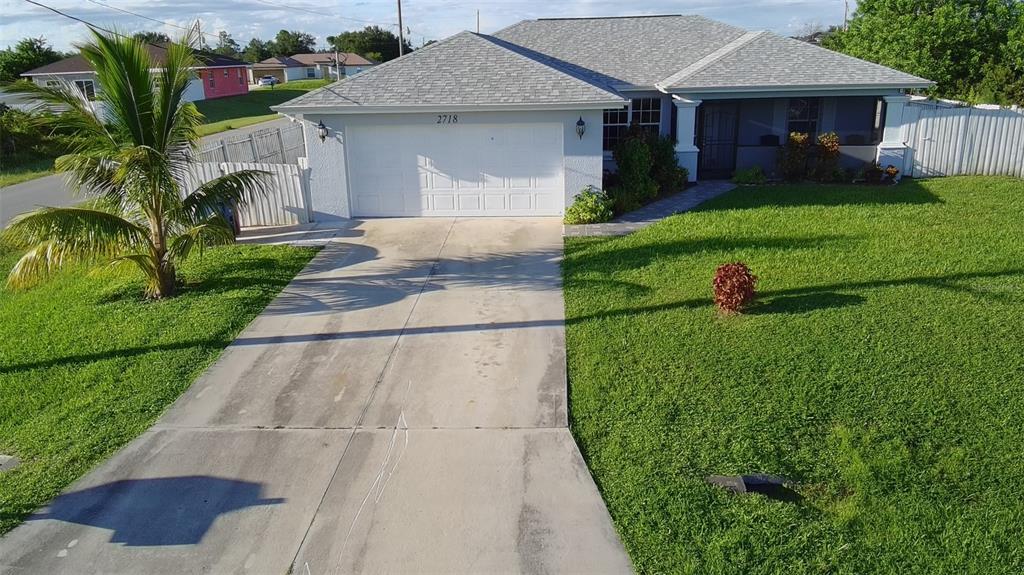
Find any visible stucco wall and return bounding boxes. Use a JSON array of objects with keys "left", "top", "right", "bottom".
[
  {"left": 200, "top": 67, "right": 248, "bottom": 99},
  {"left": 284, "top": 67, "right": 307, "bottom": 82},
  {"left": 297, "top": 109, "right": 604, "bottom": 220}
]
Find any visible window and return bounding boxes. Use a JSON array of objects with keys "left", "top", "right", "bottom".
[
  {"left": 306, "top": 67, "right": 316, "bottom": 78},
  {"left": 237, "top": 68, "right": 243, "bottom": 85},
  {"left": 603, "top": 106, "right": 629, "bottom": 151},
  {"left": 208, "top": 73, "right": 215, "bottom": 88},
  {"left": 73, "top": 79, "right": 96, "bottom": 99},
  {"left": 787, "top": 97, "right": 821, "bottom": 136},
  {"left": 44, "top": 79, "right": 60, "bottom": 88},
  {"left": 602, "top": 98, "right": 664, "bottom": 151},
  {"left": 632, "top": 97, "right": 661, "bottom": 136}
]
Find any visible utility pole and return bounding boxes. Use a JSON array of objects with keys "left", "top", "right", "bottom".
[
  {"left": 844, "top": 0, "right": 849, "bottom": 31},
  {"left": 476, "top": 10, "right": 480, "bottom": 34},
  {"left": 397, "top": 0, "right": 405, "bottom": 56}
]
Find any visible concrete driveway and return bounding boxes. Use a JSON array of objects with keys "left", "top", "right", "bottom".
[{"left": 0, "top": 218, "right": 633, "bottom": 574}]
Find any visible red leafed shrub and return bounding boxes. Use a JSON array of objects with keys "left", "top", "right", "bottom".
[{"left": 713, "top": 263, "right": 758, "bottom": 314}]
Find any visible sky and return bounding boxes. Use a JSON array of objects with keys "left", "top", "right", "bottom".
[{"left": 1, "top": 0, "right": 855, "bottom": 52}]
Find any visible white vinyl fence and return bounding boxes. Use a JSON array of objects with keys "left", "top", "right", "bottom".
[
  {"left": 181, "top": 161, "right": 310, "bottom": 228},
  {"left": 902, "top": 101, "right": 1024, "bottom": 179}
]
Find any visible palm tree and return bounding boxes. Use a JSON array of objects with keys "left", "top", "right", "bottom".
[{"left": 3, "top": 28, "right": 266, "bottom": 299}]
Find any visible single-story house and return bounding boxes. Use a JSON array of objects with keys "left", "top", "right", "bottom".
[
  {"left": 273, "top": 15, "right": 932, "bottom": 219},
  {"left": 22, "top": 43, "right": 249, "bottom": 102},
  {"left": 249, "top": 53, "right": 376, "bottom": 84}
]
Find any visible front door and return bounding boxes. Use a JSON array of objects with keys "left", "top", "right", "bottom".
[{"left": 698, "top": 102, "right": 739, "bottom": 179}]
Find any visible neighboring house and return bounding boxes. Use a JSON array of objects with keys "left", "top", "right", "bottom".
[
  {"left": 21, "top": 43, "right": 249, "bottom": 102},
  {"left": 273, "top": 15, "right": 932, "bottom": 219},
  {"left": 249, "top": 53, "right": 376, "bottom": 84}
]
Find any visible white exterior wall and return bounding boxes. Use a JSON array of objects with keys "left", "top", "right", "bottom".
[
  {"left": 297, "top": 109, "right": 604, "bottom": 220},
  {"left": 284, "top": 67, "right": 307, "bottom": 82},
  {"left": 182, "top": 77, "right": 205, "bottom": 102}
]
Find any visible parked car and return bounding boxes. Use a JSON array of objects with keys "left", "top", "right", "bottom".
[{"left": 258, "top": 75, "right": 278, "bottom": 87}]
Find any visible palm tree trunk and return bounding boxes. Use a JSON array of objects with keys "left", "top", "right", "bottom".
[
  {"left": 154, "top": 259, "right": 176, "bottom": 298},
  {"left": 148, "top": 206, "right": 176, "bottom": 299}
]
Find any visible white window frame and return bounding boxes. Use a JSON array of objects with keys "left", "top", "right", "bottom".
[
  {"left": 602, "top": 97, "right": 664, "bottom": 152},
  {"left": 74, "top": 79, "right": 96, "bottom": 99},
  {"left": 306, "top": 67, "right": 317, "bottom": 78}
]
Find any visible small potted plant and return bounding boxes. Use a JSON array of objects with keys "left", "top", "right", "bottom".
[
  {"left": 883, "top": 164, "right": 900, "bottom": 184},
  {"left": 862, "top": 162, "right": 884, "bottom": 185}
]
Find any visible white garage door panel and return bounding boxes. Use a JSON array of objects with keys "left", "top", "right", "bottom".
[{"left": 348, "top": 123, "right": 564, "bottom": 217}]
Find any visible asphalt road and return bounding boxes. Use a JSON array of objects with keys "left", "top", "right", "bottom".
[{"left": 0, "top": 117, "right": 293, "bottom": 228}]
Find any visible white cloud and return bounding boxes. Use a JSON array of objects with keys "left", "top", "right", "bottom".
[{"left": 0, "top": 0, "right": 852, "bottom": 52}]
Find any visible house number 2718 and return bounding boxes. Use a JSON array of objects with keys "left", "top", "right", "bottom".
[{"left": 437, "top": 114, "right": 458, "bottom": 124}]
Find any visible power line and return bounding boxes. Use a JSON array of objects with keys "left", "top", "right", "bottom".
[
  {"left": 82, "top": 0, "right": 221, "bottom": 41},
  {"left": 21, "top": 0, "right": 118, "bottom": 37}
]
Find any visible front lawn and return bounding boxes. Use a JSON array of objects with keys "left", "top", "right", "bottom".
[
  {"left": 0, "top": 243, "right": 317, "bottom": 534},
  {"left": 194, "top": 80, "right": 330, "bottom": 136},
  {"left": 564, "top": 176, "right": 1024, "bottom": 574}
]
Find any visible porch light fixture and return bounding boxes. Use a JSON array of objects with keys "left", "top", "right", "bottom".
[
  {"left": 575, "top": 116, "right": 586, "bottom": 139},
  {"left": 316, "top": 120, "right": 329, "bottom": 142}
]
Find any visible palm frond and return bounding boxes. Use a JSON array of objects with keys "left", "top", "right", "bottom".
[
  {"left": 3, "top": 205, "right": 150, "bottom": 255},
  {"left": 167, "top": 214, "right": 236, "bottom": 261},
  {"left": 179, "top": 170, "right": 269, "bottom": 223},
  {"left": 153, "top": 32, "right": 202, "bottom": 152},
  {"left": 79, "top": 30, "right": 156, "bottom": 147}
]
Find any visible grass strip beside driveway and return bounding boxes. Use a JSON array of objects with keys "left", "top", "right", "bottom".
[
  {"left": 563, "top": 176, "right": 1024, "bottom": 574},
  {"left": 0, "top": 243, "right": 317, "bottom": 534}
]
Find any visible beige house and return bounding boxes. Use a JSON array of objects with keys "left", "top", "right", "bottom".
[{"left": 249, "top": 53, "right": 376, "bottom": 84}]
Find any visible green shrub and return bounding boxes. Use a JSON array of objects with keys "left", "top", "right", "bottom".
[
  {"left": 607, "top": 186, "right": 641, "bottom": 214},
  {"left": 813, "top": 131, "right": 842, "bottom": 182},
  {"left": 0, "top": 104, "right": 68, "bottom": 167},
  {"left": 778, "top": 132, "right": 810, "bottom": 181},
  {"left": 564, "top": 185, "right": 614, "bottom": 224},
  {"left": 732, "top": 166, "right": 767, "bottom": 185},
  {"left": 648, "top": 135, "right": 686, "bottom": 194},
  {"left": 613, "top": 130, "right": 658, "bottom": 209}
]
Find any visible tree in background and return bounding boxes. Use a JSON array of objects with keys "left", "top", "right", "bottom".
[
  {"left": 214, "top": 31, "right": 241, "bottom": 58},
  {"left": 824, "top": 0, "right": 1024, "bottom": 105},
  {"left": 0, "top": 38, "right": 65, "bottom": 83},
  {"left": 241, "top": 38, "right": 272, "bottom": 63},
  {"left": 326, "top": 26, "right": 412, "bottom": 62},
  {"left": 131, "top": 31, "right": 172, "bottom": 45},
  {"left": 270, "top": 30, "right": 316, "bottom": 56}
]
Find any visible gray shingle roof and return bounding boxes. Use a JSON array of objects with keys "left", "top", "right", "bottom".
[
  {"left": 495, "top": 15, "right": 931, "bottom": 91},
  {"left": 274, "top": 31, "right": 624, "bottom": 111},
  {"left": 493, "top": 15, "right": 750, "bottom": 87},
  {"left": 662, "top": 31, "right": 932, "bottom": 90}
]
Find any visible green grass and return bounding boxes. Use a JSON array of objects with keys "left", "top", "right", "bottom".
[
  {"left": 194, "top": 79, "right": 329, "bottom": 136},
  {"left": 563, "top": 176, "right": 1024, "bottom": 574},
  {"left": 0, "top": 156, "right": 56, "bottom": 188},
  {"left": 0, "top": 243, "right": 317, "bottom": 534}
]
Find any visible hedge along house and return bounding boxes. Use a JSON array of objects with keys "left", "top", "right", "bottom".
[
  {"left": 274, "top": 15, "right": 932, "bottom": 219},
  {"left": 22, "top": 43, "right": 249, "bottom": 102}
]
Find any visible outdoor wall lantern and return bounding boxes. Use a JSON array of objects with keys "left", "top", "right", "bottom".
[
  {"left": 576, "top": 116, "right": 586, "bottom": 139},
  {"left": 316, "top": 120, "right": 329, "bottom": 142}
]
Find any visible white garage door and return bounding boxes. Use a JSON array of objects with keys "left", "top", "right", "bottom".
[{"left": 347, "top": 122, "right": 564, "bottom": 217}]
